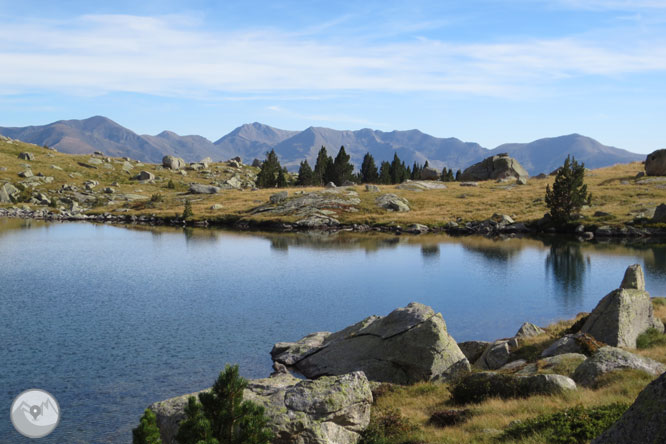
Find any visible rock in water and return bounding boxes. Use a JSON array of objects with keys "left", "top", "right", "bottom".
[
  {"left": 645, "top": 149, "right": 666, "bottom": 176},
  {"left": 580, "top": 265, "right": 664, "bottom": 347},
  {"left": 459, "top": 153, "right": 528, "bottom": 182},
  {"left": 591, "top": 370, "right": 666, "bottom": 443},
  {"left": 148, "top": 371, "right": 372, "bottom": 444},
  {"left": 162, "top": 155, "right": 186, "bottom": 170},
  {"left": 573, "top": 346, "right": 666, "bottom": 387},
  {"left": 271, "top": 302, "right": 470, "bottom": 384}
]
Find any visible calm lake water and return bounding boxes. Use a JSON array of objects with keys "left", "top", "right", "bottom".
[{"left": 2, "top": 219, "right": 666, "bottom": 443}]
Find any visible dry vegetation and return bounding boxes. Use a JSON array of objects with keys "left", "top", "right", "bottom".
[{"left": 2, "top": 138, "right": 665, "bottom": 228}]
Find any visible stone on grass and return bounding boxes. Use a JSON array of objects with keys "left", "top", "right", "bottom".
[
  {"left": 572, "top": 346, "right": 666, "bottom": 387},
  {"left": 376, "top": 194, "right": 409, "bottom": 212},
  {"left": 516, "top": 322, "right": 545, "bottom": 338},
  {"left": 162, "top": 155, "right": 186, "bottom": 170},
  {"left": 18, "top": 152, "right": 34, "bottom": 161}
]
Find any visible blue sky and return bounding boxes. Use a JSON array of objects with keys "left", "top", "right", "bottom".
[{"left": 0, "top": 0, "right": 665, "bottom": 153}]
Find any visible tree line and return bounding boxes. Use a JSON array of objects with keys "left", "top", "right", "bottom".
[{"left": 256, "top": 146, "right": 462, "bottom": 188}]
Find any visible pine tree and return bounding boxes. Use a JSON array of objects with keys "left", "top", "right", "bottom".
[
  {"left": 389, "top": 153, "right": 409, "bottom": 184},
  {"left": 378, "top": 161, "right": 391, "bottom": 184},
  {"left": 360, "top": 152, "right": 379, "bottom": 183},
  {"left": 175, "top": 398, "right": 219, "bottom": 444},
  {"left": 277, "top": 168, "right": 288, "bottom": 188},
  {"left": 182, "top": 200, "right": 193, "bottom": 219},
  {"left": 440, "top": 168, "right": 448, "bottom": 182},
  {"left": 455, "top": 169, "right": 461, "bottom": 181},
  {"left": 198, "top": 364, "right": 273, "bottom": 444},
  {"left": 256, "top": 150, "right": 282, "bottom": 188},
  {"left": 424, "top": 160, "right": 429, "bottom": 169},
  {"left": 447, "top": 169, "right": 455, "bottom": 182},
  {"left": 545, "top": 155, "right": 591, "bottom": 224},
  {"left": 331, "top": 146, "right": 354, "bottom": 185},
  {"left": 133, "top": 409, "right": 162, "bottom": 444},
  {"left": 313, "top": 146, "right": 333, "bottom": 186},
  {"left": 411, "top": 162, "right": 422, "bottom": 180},
  {"left": 296, "top": 160, "right": 314, "bottom": 186}
]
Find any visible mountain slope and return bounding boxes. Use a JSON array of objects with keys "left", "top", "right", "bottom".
[{"left": 0, "top": 117, "right": 644, "bottom": 174}]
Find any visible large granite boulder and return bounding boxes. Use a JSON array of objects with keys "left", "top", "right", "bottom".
[
  {"left": 134, "top": 171, "right": 155, "bottom": 181},
  {"left": 162, "top": 155, "right": 186, "bottom": 170},
  {"left": 458, "top": 341, "right": 490, "bottom": 364},
  {"left": 580, "top": 264, "right": 664, "bottom": 347},
  {"left": 376, "top": 193, "right": 409, "bottom": 212},
  {"left": 0, "top": 183, "right": 19, "bottom": 203},
  {"left": 189, "top": 183, "right": 221, "bottom": 194},
  {"left": 459, "top": 154, "right": 528, "bottom": 182},
  {"left": 572, "top": 346, "right": 666, "bottom": 387},
  {"left": 451, "top": 372, "right": 576, "bottom": 404},
  {"left": 149, "top": 371, "right": 372, "bottom": 444},
  {"left": 475, "top": 340, "right": 512, "bottom": 370},
  {"left": 645, "top": 149, "right": 666, "bottom": 176},
  {"left": 420, "top": 167, "right": 440, "bottom": 180},
  {"left": 592, "top": 370, "right": 666, "bottom": 443},
  {"left": 271, "top": 302, "right": 470, "bottom": 384}
]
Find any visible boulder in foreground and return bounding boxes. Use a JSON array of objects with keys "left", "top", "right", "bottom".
[
  {"left": 271, "top": 302, "right": 470, "bottom": 384},
  {"left": 591, "top": 369, "right": 666, "bottom": 443},
  {"left": 572, "top": 346, "right": 666, "bottom": 387},
  {"left": 149, "top": 371, "right": 372, "bottom": 444}
]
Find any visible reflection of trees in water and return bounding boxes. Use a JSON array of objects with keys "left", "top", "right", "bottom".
[
  {"left": 421, "top": 245, "right": 440, "bottom": 260},
  {"left": 544, "top": 237, "right": 589, "bottom": 305},
  {"left": 270, "top": 237, "right": 289, "bottom": 252},
  {"left": 461, "top": 243, "right": 520, "bottom": 265}
]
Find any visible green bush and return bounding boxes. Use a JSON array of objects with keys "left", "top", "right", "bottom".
[
  {"left": 359, "top": 408, "right": 416, "bottom": 444},
  {"left": 182, "top": 200, "right": 193, "bottom": 219},
  {"left": 499, "top": 403, "right": 629, "bottom": 443},
  {"left": 132, "top": 408, "right": 162, "bottom": 444},
  {"left": 636, "top": 327, "right": 666, "bottom": 349}
]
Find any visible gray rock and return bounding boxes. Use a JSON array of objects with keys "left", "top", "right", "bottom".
[
  {"left": 0, "top": 167, "right": 7, "bottom": 172},
  {"left": 499, "top": 360, "right": 528, "bottom": 372},
  {"left": 620, "top": 264, "right": 646, "bottom": 291},
  {"left": 516, "top": 322, "right": 546, "bottom": 338},
  {"left": 88, "top": 158, "right": 103, "bottom": 165},
  {"left": 516, "top": 353, "right": 588, "bottom": 377},
  {"left": 652, "top": 203, "right": 666, "bottom": 222},
  {"left": 541, "top": 334, "right": 593, "bottom": 358},
  {"left": 396, "top": 180, "right": 447, "bottom": 191},
  {"left": 458, "top": 341, "right": 490, "bottom": 364},
  {"left": 516, "top": 177, "right": 528, "bottom": 185},
  {"left": 103, "top": 187, "right": 115, "bottom": 194},
  {"left": 591, "top": 370, "right": 666, "bottom": 444},
  {"left": 581, "top": 265, "right": 664, "bottom": 347},
  {"left": 406, "top": 223, "right": 428, "bottom": 234},
  {"left": 222, "top": 175, "right": 244, "bottom": 189},
  {"left": 295, "top": 213, "right": 340, "bottom": 228},
  {"left": 162, "top": 155, "right": 186, "bottom": 170},
  {"left": 325, "top": 182, "right": 336, "bottom": 188},
  {"left": 365, "top": 184, "right": 380, "bottom": 192},
  {"left": 150, "top": 371, "right": 372, "bottom": 444},
  {"left": 460, "top": 154, "right": 529, "bottom": 182},
  {"left": 134, "top": 171, "right": 155, "bottom": 181},
  {"left": 573, "top": 346, "right": 666, "bottom": 387},
  {"left": 18, "top": 152, "right": 34, "bottom": 161},
  {"left": 376, "top": 194, "right": 409, "bottom": 212},
  {"left": 272, "top": 302, "right": 470, "bottom": 384},
  {"left": 645, "top": 149, "right": 666, "bottom": 176},
  {"left": 453, "top": 372, "right": 576, "bottom": 402},
  {"left": 476, "top": 341, "right": 512, "bottom": 370},
  {"left": 18, "top": 170, "right": 33, "bottom": 178},
  {"left": 189, "top": 183, "right": 221, "bottom": 194},
  {"left": 420, "top": 167, "right": 440, "bottom": 180},
  {"left": 121, "top": 161, "right": 134, "bottom": 172},
  {"left": 0, "top": 183, "right": 19, "bottom": 203},
  {"left": 210, "top": 204, "right": 223, "bottom": 210},
  {"left": 460, "top": 182, "right": 478, "bottom": 187},
  {"left": 251, "top": 190, "right": 359, "bottom": 220}
]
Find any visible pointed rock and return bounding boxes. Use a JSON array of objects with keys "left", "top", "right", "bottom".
[{"left": 620, "top": 264, "right": 645, "bottom": 291}]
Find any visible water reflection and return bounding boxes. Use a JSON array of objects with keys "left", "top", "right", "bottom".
[
  {"left": 544, "top": 237, "right": 590, "bottom": 306},
  {"left": 421, "top": 244, "right": 440, "bottom": 259}
]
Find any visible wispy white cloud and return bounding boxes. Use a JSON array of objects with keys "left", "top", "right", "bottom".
[{"left": 0, "top": 13, "right": 665, "bottom": 99}]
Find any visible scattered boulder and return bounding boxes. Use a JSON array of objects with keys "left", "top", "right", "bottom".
[
  {"left": 516, "top": 322, "right": 545, "bottom": 338},
  {"left": 365, "top": 184, "right": 380, "bottom": 192},
  {"left": 591, "top": 370, "right": 666, "bottom": 443},
  {"left": 541, "top": 333, "right": 604, "bottom": 358},
  {"left": 133, "top": 171, "right": 155, "bottom": 181},
  {"left": 325, "top": 182, "right": 336, "bottom": 189},
  {"left": 103, "top": 187, "right": 115, "bottom": 194},
  {"left": 421, "top": 167, "right": 440, "bottom": 180},
  {"left": 458, "top": 341, "right": 490, "bottom": 364},
  {"left": 121, "top": 161, "right": 134, "bottom": 172},
  {"left": 296, "top": 214, "right": 340, "bottom": 228},
  {"left": 227, "top": 159, "right": 242, "bottom": 169},
  {"left": 396, "top": 180, "right": 447, "bottom": 191},
  {"left": 376, "top": 194, "right": 409, "bottom": 212},
  {"left": 475, "top": 340, "right": 512, "bottom": 370},
  {"left": 645, "top": 149, "right": 666, "bottom": 176},
  {"left": 451, "top": 372, "right": 576, "bottom": 404},
  {"left": 18, "top": 152, "right": 34, "bottom": 161},
  {"left": 0, "top": 183, "right": 19, "bottom": 203},
  {"left": 270, "top": 191, "right": 289, "bottom": 204},
  {"left": 162, "top": 155, "right": 186, "bottom": 170},
  {"left": 210, "top": 204, "right": 223, "bottom": 210},
  {"left": 88, "top": 158, "right": 103, "bottom": 165},
  {"left": 271, "top": 302, "right": 471, "bottom": 384},
  {"left": 18, "top": 170, "right": 33, "bottom": 178},
  {"left": 406, "top": 223, "right": 429, "bottom": 234},
  {"left": 573, "top": 346, "right": 666, "bottom": 387},
  {"left": 459, "top": 154, "right": 528, "bottom": 182},
  {"left": 149, "top": 371, "right": 372, "bottom": 444},
  {"left": 515, "top": 353, "right": 587, "bottom": 377},
  {"left": 459, "top": 182, "right": 478, "bottom": 187},
  {"left": 652, "top": 203, "right": 666, "bottom": 223},
  {"left": 189, "top": 183, "right": 221, "bottom": 194},
  {"left": 580, "top": 264, "right": 664, "bottom": 347}
]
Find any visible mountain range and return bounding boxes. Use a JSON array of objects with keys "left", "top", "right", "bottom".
[{"left": 0, "top": 116, "right": 644, "bottom": 175}]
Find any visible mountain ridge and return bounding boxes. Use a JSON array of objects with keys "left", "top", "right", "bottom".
[{"left": 0, "top": 116, "right": 644, "bottom": 175}]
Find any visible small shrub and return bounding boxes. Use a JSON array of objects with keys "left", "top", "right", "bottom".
[
  {"left": 182, "top": 199, "right": 193, "bottom": 219},
  {"left": 371, "top": 383, "right": 396, "bottom": 401},
  {"left": 450, "top": 373, "right": 522, "bottom": 404},
  {"left": 428, "top": 409, "right": 471, "bottom": 428},
  {"left": 150, "top": 193, "right": 163, "bottom": 203},
  {"left": 132, "top": 408, "right": 162, "bottom": 444},
  {"left": 636, "top": 327, "right": 666, "bottom": 349},
  {"left": 499, "top": 403, "right": 629, "bottom": 443},
  {"left": 167, "top": 179, "right": 175, "bottom": 189},
  {"left": 574, "top": 333, "right": 605, "bottom": 355},
  {"left": 359, "top": 408, "right": 415, "bottom": 444}
]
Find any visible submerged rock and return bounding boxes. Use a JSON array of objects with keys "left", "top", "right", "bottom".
[
  {"left": 271, "top": 302, "right": 470, "bottom": 384},
  {"left": 149, "top": 371, "right": 372, "bottom": 444}
]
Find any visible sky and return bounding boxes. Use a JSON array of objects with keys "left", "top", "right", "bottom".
[{"left": 0, "top": 0, "right": 665, "bottom": 153}]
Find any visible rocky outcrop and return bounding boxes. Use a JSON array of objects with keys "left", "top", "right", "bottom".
[
  {"left": 420, "top": 167, "right": 439, "bottom": 180},
  {"left": 162, "top": 155, "right": 186, "bottom": 170},
  {"left": 149, "top": 371, "right": 372, "bottom": 444},
  {"left": 0, "top": 183, "right": 19, "bottom": 203},
  {"left": 459, "top": 153, "right": 528, "bottom": 182},
  {"left": 591, "top": 370, "right": 666, "bottom": 443},
  {"left": 458, "top": 341, "right": 490, "bottom": 364},
  {"left": 364, "top": 184, "right": 379, "bottom": 192},
  {"left": 645, "top": 149, "right": 666, "bottom": 176},
  {"left": 515, "top": 353, "right": 587, "bottom": 377},
  {"left": 271, "top": 302, "right": 470, "bottom": 384},
  {"left": 580, "top": 264, "right": 664, "bottom": 347},
  {"left": 572, "top": 346, "right": 666, "bottom": 387},
  {"left": 376, "top": 194, "right": 410, "bottom": 212}
]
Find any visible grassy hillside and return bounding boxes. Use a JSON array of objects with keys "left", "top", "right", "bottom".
[{"left": 1, "top": 136, "right": 664, "bottom": 229}]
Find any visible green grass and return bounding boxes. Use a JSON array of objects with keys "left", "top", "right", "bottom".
[{"left": 636, "top": 327, "right": 666, "bottom": 349}]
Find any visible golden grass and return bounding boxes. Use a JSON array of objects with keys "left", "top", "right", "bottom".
[{"left": 1, "top": 138, "right": 665, "bottom": 228}]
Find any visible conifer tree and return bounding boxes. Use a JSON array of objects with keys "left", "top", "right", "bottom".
[
  {"left": 277, "top": 168, "right": 288, "bottom": 188},
  {"left": 378, "top": 161, "right": 391, "bottom": 184},
  {"left": 256, "top": 150, "right": 282, "bottom": 188},
  {"left": 296, "top": 160, "right": 314, "bottom": 186},
  {"left": 175, "top": 398, "right": 218, "bottom": 444},
  {"left": 182, "top": 199, "right": 193, "bottom": 219},
  {"left": 389, "top": 153, "right": 410, "bottom": 184},
  {"left": 331, "top": 146, "right": 354, "bottom": 185},
  {"left": 545, "top": 155, "right": 591, "bottom": 224},
  {"left": 424, "top": 160, "right": 429, "bottom": 169},
  {"left": 133, "top": 409, "right": 163, "bottom": 444},
  {"left": 447, "top": 169, "right": 455, "bottom": 182},
  {"left": 440, "top": 168, "right": 448, "bottom": 182},
  {"left": 313, "top": 146, "right": 333, "bottom": 186},
  {"left": 411, "top": 162, "right": 422, "bottom": 180},
  {"left": 455, "top": 169, "right": 461, "bottom": 181},
  {"left": 360, "top": 152, "right": 379, "bottom": 183}
]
